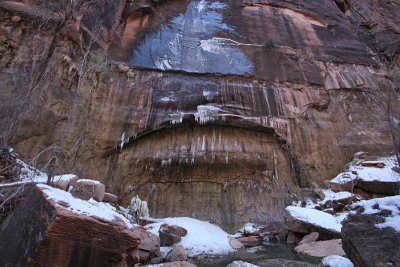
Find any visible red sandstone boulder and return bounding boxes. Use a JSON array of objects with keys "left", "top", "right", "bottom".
[
  {"left": 235, "top": 236, "right": 260, "bottom": 247},
  {"left": 159, "top": 224, "right": 188, "bottom": 246},
  {"left": 166, "top": 245, "right": 188, "bottom": 262},
  {"left": 298, "top": 232, "right": 319, "bottom": 245},
  {"left": 294, "top": 239, "right": 346, "bottom": 257},
  {"left": 103, "top": 192, "right": 119, "bottom": 204},
  {"left": 0, "top": 185, "right": 160, "bottom": 267},
  {"left": 71, "top": 179, "right": 105, "bottom": 201}
]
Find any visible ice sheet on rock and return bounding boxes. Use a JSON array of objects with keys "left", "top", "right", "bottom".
[
  {"left": 352, "top": 195, "right": 400, "bottom": 233},
  {"left": 286, "top": 206, "right": 342, "bottom": 233},
  {"left": 146, "top": 217, "right": 234, "bottom": 256},
  {"left": 37, "top": 184, "right": 134, "bottom": 228},
  {"left": 330, "top": 172, "right": 357, "bottom": 184},
  {"left": 321, "top": 255, "right": 354, "bottom": 267}
]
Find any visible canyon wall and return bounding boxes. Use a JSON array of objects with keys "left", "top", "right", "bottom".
[{"left": 0, "top": 0, "right": 398, "bottom": 230}]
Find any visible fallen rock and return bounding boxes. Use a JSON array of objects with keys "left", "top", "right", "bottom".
[
  {"left": 52, "top": 174, "right": 78, "bottom": 191},
  {"left": 235, "top": 236, "right": 260, "bottom": 247},
  {"left": 319, "top": 255, "right": 354, "bottom": 267},
  {"left": 298, "top": 232, "right": 319, "bottom": 245},
  {"left": 330, "top": 172, "right": 358, "bottom": 193},
  {"left": 103, "top": 192, "right": 118, "bottom": 204},
  {"left": 356, "top": 179, "right": 400, "bottom": 196},
  {"left": 144, "top": 262, "right": 197, "bottom": 267},
  {"left": 227, "top": 260, "right": 259, "bottom": 267},
  {"left": 0, "top": 185, "right": 159, "bottom": 266},
  {"left": 294, "top": 239, "right": 346, "bottom": 257},
  {"left": 286, "top": 231, "right": 303, "bottom": 244},
  {"left": 360, "top": 161, "right": 385, "bottom": 168},
  {"left": 136, "top": 227, "right": 161, "bottom": 262},
  {"left": 229, "top": 236, "right": 244, "bottom": 249},
  {"left": 159, "top": 223, "right": 188, "bottom": 246},
  {"left": 342, "top": 196, "right": 400, "bottom": 267},
  {"left": 70, "top": 179, "right": 105, "bottom": 201},
  {"left": 286, "top": 206, "right": 341, "bottom": 240},
  {"left": 166, "top": 245, "right": 188, "bottom": 262}
]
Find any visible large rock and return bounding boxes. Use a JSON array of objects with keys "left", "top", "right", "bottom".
[
  {"left": 0, "top": 185, "right": 159, "bottom": 267},
  {"left": 294, "top": 239, "right": 346, "bottom": 257},
  {"left": 166, "top": 245, "right": 188, "bottom": 262},
  {"left": 342, "top": 197, "right": 400, "bottom": 267},
  {"left": 70, "top": 179, "right": 105, "bottom": 201},
  {"left": 286, "top": 206, "right": 341, "bottom": 240},
  {"left": 298, "top": 232, "right": 319, "bottom": 245},
  {"left": 159, "top": 224, "right": 188, "bottom": 246}
]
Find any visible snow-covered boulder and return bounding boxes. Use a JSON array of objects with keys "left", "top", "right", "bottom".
[
  {"left": 70, "top": 179, "right": 105, "bottom": 201},
  {"left": 146, "top": 217, "right": 235, "bottom": 257},
  {"left": 286, "top": 206, "right": 342, "bottom": 239},
  {"left": 0, "top": 184, "right": 160, "bottom": 266},
  {"left": 342, "top": 196, "right": 400, "bottom": 267},
  {"left": 319, "top": 255, "right": 354, "bottom": 267},
  {"left": 330, "top": 156, "right": 400, "bottom": 196}
]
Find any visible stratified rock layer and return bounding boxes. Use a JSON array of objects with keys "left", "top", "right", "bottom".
[
  {"left": 0, "top": 0, "right": 399, "bottom": 230},
  {"left": 0, "top": 186, "right": 158, "bottom": 267}
]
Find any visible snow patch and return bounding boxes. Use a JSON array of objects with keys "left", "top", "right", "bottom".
[
  {"left": 229, "top": 261, "right": 260, "bottom": 267},
  {"left": 321, "top": 255, "right": 354, "bottom": 267},
  {"left": 37, "top": 184, "right": 134, "bottom": 228},
  {"left": 146, "top": 217, "right": 234, "bottom": 256},
  {"left": 352, "top": 195, "right": 400, "bottom": 233},
  {"left": 286, "top": 206, "right": 342, "bottom": 233},
  {"left": 77, "top": 179, "right": 101, "bottom": 184}
]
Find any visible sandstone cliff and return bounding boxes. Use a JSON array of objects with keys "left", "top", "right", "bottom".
[{"left": 0, "top": 0, "right": 398, "bottom": 230}]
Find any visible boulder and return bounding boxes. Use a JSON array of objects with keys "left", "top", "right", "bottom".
[
  {"left": 52, "top": 174, "right": 78, "bottom": 191},
  {"left": 70, "top": 179, "right": 105, "bottom": 201},
  {"left": 286, "top": 231, "right": 303, "bottom": 244},
  {"left": 294, "top": 239, "right": 346, "bottom": 257},
  {"left": 0, "top": 185, "right": 160, "bottom": 267},
  {"left": 356, "top": 180, "right": 400, "bottom": 196},
  {"left": 228, "top": 236, "right": 244, "bottom": 249},
  {"left": 135, "top": 227, "right": 161, "bottom": 262},
  {"left": 166, "top": 245, "right": 188, "bottom": 262},
  {"left": 103, "top": 192, "right": 118, "bottom": 204},
  {"left": 342, "top": 198, "right": 400, "bottom": 267},
  {"left": 235, "top": 236, "right": 260, "bottom": 247},
  {"left": 298, "top": 232, "right": 319, "bottom": 245},
  {"left": 286, "top": 206, "right": 341, "bottom": 240},
  {"left": 159, "top": 224, "right": 188, "bottom": 246},
  {"left": 319, "top": 255, "right": 354, "bottom": 267}
]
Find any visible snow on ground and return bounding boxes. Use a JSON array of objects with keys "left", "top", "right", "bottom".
[
  {"left": 351, "top": 195, "right": 400, "bottom": 233},
  {"left": 146, "top": 217, "right": 235, "bottom": 256},
  {"left": 286, "top": 206, "right": 342, "bottom": 233},
  {"left": 239, "top": 222, "right": 262, "bottom": 235},
  {"left": 320, "top": 190, "right": 352, "bottom": 204},
  {"left": 228, "top": 261, "right": 260, "bottom": 267},
  {"left": 331, "top": 156, "right": 400, "bottom": 184},
  {"left": 37, "top": 184, "right": 134, "bottom": 228},
  {"left": 321, "top": 255, "right": 354, "bottom": 267}
]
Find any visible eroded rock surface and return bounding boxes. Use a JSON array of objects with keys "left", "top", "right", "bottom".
[
  {"left": 0, "top": 0, "right": 399, "bottom": 230},
  {"left": 0, "top": 186, "right": 159, "bottom": 267}
]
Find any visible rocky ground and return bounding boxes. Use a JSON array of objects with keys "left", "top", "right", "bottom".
[{"left": 1, "top": 149, "right": 399, "bottom": 266}]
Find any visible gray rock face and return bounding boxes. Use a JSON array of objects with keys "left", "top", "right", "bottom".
[{"left": 342, "top": 212, "right": 400, "bottom": 267}]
